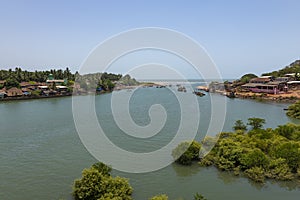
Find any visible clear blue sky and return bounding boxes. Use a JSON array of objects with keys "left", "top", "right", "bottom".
[{"left": 0, "top": 0, "right": 300, "bottom": 78}]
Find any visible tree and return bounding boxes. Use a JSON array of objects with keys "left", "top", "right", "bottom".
[
  {"left": 92, "top": 162, "right": 112, "bottom": 175},
  {"left": 286, "top": 101, "right": 300, "bottom": 119},
  {"left": 240, "top": 148, "right": 268, "bottom": 169},
  {"left": 276, "top": 124, "right": 296, "bottom": 140},
  {"left": 6, "top": 77, "right": 20, "bottom": 89},
  {"left": 273, "top": 142, "right": 300, "bottom": 172},
  {"left": 172, "top": 140, "right": 201, "bottom": 165},
  {"left": 247, "top": 118, "right": 265, "bottom": 130},
  {"left": 240, "top": 73, "right": 257, "bottom": 83},
  {"left": 73, "top": 162, "right": 133, "bottom": 200},
  {"left": 233, "top": 120, "right": 247, "bottom": 131}
]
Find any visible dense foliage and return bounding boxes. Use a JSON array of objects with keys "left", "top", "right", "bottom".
[
  {"left": 172, "top": 140, "right": 201, "bottom": 165},
  {"left": 76, "top": 73, "right": 139, "bottom": 92},
  {"left": 286, "top": 101, "right": 300, "bottom": 119},
  {"left": 199, "top": 120, "right": 300, "bottom": 183},
  {"left": 0, "top": 67, "right": 74, "bottom": 83},
  {"left": 0, "top": 68, "right": 139, "bottom": 92},
  {"left": 76, "top": 72, "right": 122, "bottom": 91},
  {"left": 73, "top": 162, "right": 133, "bottom": 200}
]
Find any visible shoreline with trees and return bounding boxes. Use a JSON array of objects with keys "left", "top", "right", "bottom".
[{"left": 0, "top": 68, "right": 140, "bottom": 101}]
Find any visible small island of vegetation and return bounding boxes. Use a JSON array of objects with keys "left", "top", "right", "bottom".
[{"left": 174, "top": 118, "right": 300, "bottom": 183}]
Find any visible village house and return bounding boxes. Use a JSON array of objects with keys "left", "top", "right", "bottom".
[
  {"left": 241, "top": 76, "right": 289, "bottom": 94},
  {"left": 241, "top": 83, "right": 280, "bottom": 94},
  {"left": 6, "top": 87, "right": 23, "bottom": 97},
  {"left": 38, "top": 85, "right": 49, "bottom": 90},
  {"left": 20, "top": 82, "right": 40, "bottom": 91},
  {"left": 287, "top": 81, "right": 300, "bottom": 90},
  {"left": 46, "top": 74, "right": 66, "bottom": 86},
  {"left": 21, "top": 88, "right": 31, "bottom": 96},
  {"left": 56, "top": 85, "right": 68, "bottom": 93}
]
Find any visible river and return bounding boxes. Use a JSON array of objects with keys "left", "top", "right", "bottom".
[{"left": 0, "top": 86, "right": 299, "bottom": 200}]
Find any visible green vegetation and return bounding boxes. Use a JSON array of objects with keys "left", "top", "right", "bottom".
[
  {"left": 286, "top": 100, "right": 300, "bottom": 119},
  {"left": 5, "top": 77, "right": 20, "bottom": 89},
  {"left": 193, "top": 193, "right": 207, "bottom": 200},
  {"left": 172, "top": 140, "right": 201, "bottom": 165},
  {"left": 247, "top": 117, "right": 265, "bottom": 130},
  {"left": 198, "top": 119, "right": 300, "bottom": 183},
  {"left": 0, "top": 68, "right": 139, "bottom": 96},
  {"left": 262, "top": 60, "right": 300, "bottom": 78},
  {"left": 76, "top": 73, "right": 139, "bottom": 92},
  {"left": 73, "top": 162, "right": 133, "bottom": 200},
  {"left": 0, "top": 67, "right": 75, "bottom": 83},
  {"left": 233, "top": 120, "right": 247, "bottom": 132},
  {"left": 119, "top": 74, "right": 139, "bottom": 86},
  {"left": 76, "top": 72, "right": 122, "bottom": 91},
  {"left": 239, "top": 73, "right": 258, "bottom": 83},
  {"left": 74, "top": 163, "right": 208, "bottom": 200}
]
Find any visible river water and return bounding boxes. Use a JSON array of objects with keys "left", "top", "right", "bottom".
[{"left": 0, "top": 86, "right": 299, "bottom": 200}]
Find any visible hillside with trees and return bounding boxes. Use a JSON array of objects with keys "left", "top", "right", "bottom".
[{"left": 262, "top": 60, "right": 300, "bottom": 78}]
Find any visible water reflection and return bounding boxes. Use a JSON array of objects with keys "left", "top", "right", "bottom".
[
  {"left": 172, "top": 162, "right": 201, "bottom": 177},
  {"left": 215, "top": 168, "right": 240, "bottom": 185},
  {"left": 268, "top": 179, "right": 300, "bottom": 191},
  {"left": 246, "top": 178, "right": 265, "bottom": 190},
  {"left": 211, "top": 166, "right": 266, "bottom": 190}
]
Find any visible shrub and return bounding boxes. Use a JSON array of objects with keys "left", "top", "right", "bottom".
[
  {"left": 172, "top": 140, "right": 201, "bottom": 165},
  {"left": 245, "top": 166, "right": 265, "bottom": 183},
  {"left": 240, "top": 148, "right": 268, "bottom": 169},
  {"left": 73, "top": 162, "right": 133, "bottom": 200}
]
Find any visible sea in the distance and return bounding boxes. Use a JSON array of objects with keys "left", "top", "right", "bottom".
[{"left": 0, "top": 84, "right": 300, "bottom": 200}]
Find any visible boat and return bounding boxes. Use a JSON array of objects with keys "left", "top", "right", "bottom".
[
  {"left": 178, "top": 86, "right": 186, "bottom": 92},
  {"left": 193, "top": 91, "right": 205, "bottom": 97}
]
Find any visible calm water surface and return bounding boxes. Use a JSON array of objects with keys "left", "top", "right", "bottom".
[{"left": 0, "top": 87, "right": 299, "bottom": 200}]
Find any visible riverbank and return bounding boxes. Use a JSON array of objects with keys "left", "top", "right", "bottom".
[
  {"left": 235, "top": 91, "right": 300, "bottom": 103},
  {"left": 0, "top": 90, "right": 298, "bottom": 200},
  {"left": 0, "top": 93, "right": 72, "bottom": 101},
  {"left": 197, "top": 85, "right": 300, "bottom": 103}
]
